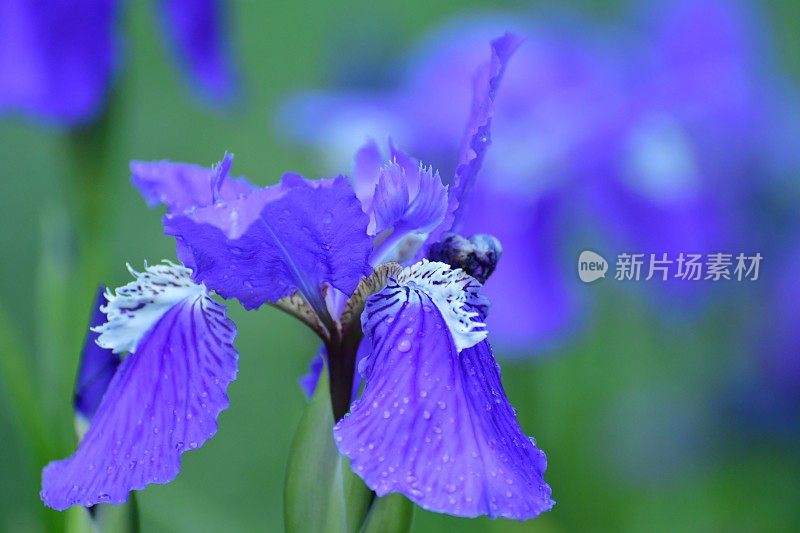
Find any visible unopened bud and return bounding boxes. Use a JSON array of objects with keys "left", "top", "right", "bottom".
[{"left": 427, "top": 233, "right": 502, "bottom": 283}]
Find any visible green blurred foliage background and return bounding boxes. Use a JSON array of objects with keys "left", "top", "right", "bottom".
[{"left": 1, "top": 1, "right": 799, "bottom": 531}]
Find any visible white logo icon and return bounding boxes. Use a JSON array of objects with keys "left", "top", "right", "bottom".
[{"left": 578, "top": 250, "right": 608, "bottom": 283}]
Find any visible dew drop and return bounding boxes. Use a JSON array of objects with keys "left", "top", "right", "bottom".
[{"left": 396, "top": 339, "right": 411, "bottom": 353}]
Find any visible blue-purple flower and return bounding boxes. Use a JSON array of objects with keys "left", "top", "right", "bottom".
[
  {"left": 0, "top": 0, "right": 235, "bottom": 125},
  {"left": 40, "top": 33, "right": 554, "bottom": 520}
]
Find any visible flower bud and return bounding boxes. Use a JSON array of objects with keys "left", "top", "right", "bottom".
[{"left": 427, "top": 232, "right": 503, "bottom": 283}]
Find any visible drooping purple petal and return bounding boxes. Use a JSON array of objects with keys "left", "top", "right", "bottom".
[
  {"left": 0, "top": 0, "right": 118, "bottom": 125},
  {"left": 131, "top": 153, "right": 254, "bottom": 213},
  {"left": 164, "top": 173, "right": 372, "bottom": 314},
  {"left": 41, "top": 263, "right": 238, "bottom": 510},
  {"left": 334, "top": 261, "right": 552, "bottom": 519},
  {"left": 448, "top": 33, "right": 523, "bottom": 229},
  {"left": 74, "top": 286, "right": 121, "bottom": 423},
  {"left": 158, "top": 0, "right": 236, "bottom": 101}
]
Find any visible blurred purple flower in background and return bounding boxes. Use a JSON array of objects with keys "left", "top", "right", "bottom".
[
  {"left": 587, "top": 0, "right": 787, "bottom": 259},
  {"left": 0, "top": 0, "right": 235, "bottom": 125}
]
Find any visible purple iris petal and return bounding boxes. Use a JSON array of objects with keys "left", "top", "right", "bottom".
[
  {"left": 422, "top": 33, "right": 521, "bottom": 255},
  {"left": 0, "top": 0, "right": 118, "bottom": 124},
  {"left": 351, "top": 139, "right": 384, "bottom": 211},
  {"left": 131, "top": 153, "right": 254, "bottom": 213},
  {"left": 350, "top": 140, "right": 450, "bottom": 265},
  {"left": 334, "top": 262, "right": 552, "bottom": 519},
  {"left": 443, "top": 32, "right": 522, "bottom": 231},
  {"left": 165, "top": 173, "right": 372, "bottom": 313},
  {"left": 41, "top": 266, "right": 238, "bottom": 510},
  {"left": 371, "top": 162, "right": 410, "bottom": 235},
  {"left": 74, "top": 287, "right": 121, "bottom": 422},
  {"left": 159, "top": 0, "right": 236, "bottom": 101},
  {"left": 371, "top": 161, "right": 448, "bottom": 241},
  {"left": 299, "top": 349, "right": 325, "bottom": 399}
]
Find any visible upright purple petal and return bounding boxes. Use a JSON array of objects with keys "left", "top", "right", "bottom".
[
  {"left": 131, "top": 153, "right": 254, "bottom": 213},
  {"left": 158, "top": 0, "right": 236, "bottom": 101},
  {"left": 352, "top": 139, "right": 384, "bottom": 211},
  {"left": 449, "top": 33, "right": 522, "bottom": 229},
  {"left": 372, "top": 162, "right": 410, "bottom": 235},
  {"left": 334, "top": 261, "right": 552, "bottom": 519},
  {"left": 0, "top": 0, "right": 118, "bottom": 124},
  {"left": 41, "top": 263, "right": 238, "bottom": 510},
  {"left": 74, "top": 286, "right": 121, "bottom": 423},
  {"left": 165, "top": 173, "right": 372, "bottom": 313},
  {"left": 372, "top": 163, "right": 447, "bottom": 237},
  {"left": 354, "top": 142, "right": 449, "bottom": 265}
]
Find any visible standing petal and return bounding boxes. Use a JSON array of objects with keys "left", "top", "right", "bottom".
[
  {"left": 449, "top": 32, "right": 522, "bottom": 229},
  {"left": 423, "top": 33, "right": 522, "bottom": 252},
  {"left": 158, "top": 0, "right": 236, "bottom": 101},
  {"left": 362, "top": 148, "right": 449, "bottom": 265},
  {"left": 351, "top": 139, "right": 384, "bottom": 211},
  {"left": 74, "top": 286, "right": 121, "bottom": 423},
  {"left": 164, "top": 173, "right": 372, "bottom": 315},
  {"left": 334, "top": 261, "right": 552, "bottom": 519},
  {"left": 41, "top": 263, "right": 238, "bottom": 510}
]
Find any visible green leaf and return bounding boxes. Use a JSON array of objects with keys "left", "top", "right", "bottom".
[
  {"left": 284, "top": 366, "right": 372, "bottom": 533},
  {"left": 359, "top": 494, "right": 414, "bottom": 533}
]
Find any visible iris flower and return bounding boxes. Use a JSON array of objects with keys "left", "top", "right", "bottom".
[
  {"left": 40, "top": 33, "right": 553, "bottom": 520},
  {"left": 0, "top": 0, "right": 235, "bottom": 124}
]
